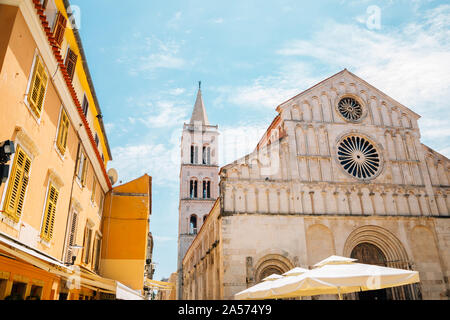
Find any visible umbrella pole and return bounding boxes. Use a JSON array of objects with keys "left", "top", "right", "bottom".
[{"left": 337, "top": 287, "right": 342, "bottom": 300}]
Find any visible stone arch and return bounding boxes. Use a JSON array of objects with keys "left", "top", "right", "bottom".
[
  {"left": 343, "top": 225, "right": 423, "bottom": 300},
  {"left": 343, "top": 225, "right": 409, "bottom": 268},
  {"left": 306, "top": 224, "right": 336, "bottom": 266},
  {"left": 254, "top": 254, "right": 294, "bottom": 283}
]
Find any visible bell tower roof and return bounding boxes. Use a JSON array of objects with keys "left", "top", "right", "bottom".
[{"left": 189, "top": 82, "right": 209, "bottom": 125}]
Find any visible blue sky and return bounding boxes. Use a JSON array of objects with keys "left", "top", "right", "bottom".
[{"left": 70, "top": 0, "right": 450, "bottom": 281}]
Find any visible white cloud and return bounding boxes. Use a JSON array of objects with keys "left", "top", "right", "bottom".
[
  {"left": 125, "top": 94, "right": 190, "bottom": 129},
  {"left": 276, "top": 5, "right": 450, "bottom": 113},
  {"left": 104, "top": 122, "right": 115, "bottom": 135},
  {"left": 169, "top": 88, "right": 186, "bottom": 96},
  {"left": 210, "top": 17, "right": 224, "bottom": 24},
  {"left": 219, "top": 123, "right": 269, "bottom": 166},
  {"left": 217, "top": 62, "right": 320, "bottom": 109},
  {"left": 215, "top": 4, "right": 450, "bottom": 155},
  {"left": 108, "top": 141, "right": 180, "bottom": 187},
  {"left": 117, "top": 36, "right": 186, "bottom": 74},
  {"left": 140, "top": 100, "right": 188, "bottom": 128},
  {"left": 167, "top": 11, "right": 182, "bottom": 28}
]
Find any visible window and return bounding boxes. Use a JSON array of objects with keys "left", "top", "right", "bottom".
[
  {"left": 41, "top": 183, "right": 59, "bottom": 241},
  {"left": 93, "top": 234, "right": 102, "bottom": 273},
  {"left": 3, "top": 145, "right": 31, "bottom": 222},
  {"left": 337, "top": 97, "right": 363, "bottom": 122},
  {"left": 98, "top": 192, "right": 104, "bottom": 216},
  {"left": 202, "top": 180, "right": 211, "bottom": 199},
  {"left": 43, "top": 0, "right": 58, "bottom": 32},
  {"left": 52, "top": 11, "right": 67, "bottom": 47},
  {"left": 202, "top": 147, "right": 211, "bottom": 165},
  {"left": 189, "top": 179, "right": 198, "bottom": 199},
  {"left": 91, "top": 178, "right": 96, "bottom": 203},
  {"left": 207, "top": 147, "right": 211, "bottom": 165},
  {"left": 56, "top": 108, "right": 70, "bottom": 155},
  {"left": 82, "top": 94, "right": 89, "bottom": 116},
  {"left": 65, "top": 209, "right": 79, "bottom": 264},
  {"left": 83, "top": 226, "right": 93, "bottom": 264},
  {"left": 337, "top": 135, "right": 381, "bottom": 180},
  {"left": 28, "top": 285, "right": 43, "bottom": 300},
  {"left": 76, "top": 150, "right": 88, "bottom": 186},
  {"left": 190, "top": 215, "right": 197, "bottom": 234},
  {"left": 65, "top": 48, "right": 78, "bottom": 81},
  {"left": 94, "top": 133, "right": 99, "bottom": 147},
  {"left": 190, "top": 145, "right": 199, "bottom": 164},
  {"left": 9, "top": 282, "right": 27, "bottom": 300},
  {"left": 27, "top": 55, "right": 48, "bottom": 118}
]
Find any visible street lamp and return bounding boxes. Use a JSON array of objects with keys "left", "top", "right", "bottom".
[
  {"left": 67, "top": 245, "right": 84, "bottom": 266},
  {"left": 0, "top": 140, "right": 15, "bottom": 186}
]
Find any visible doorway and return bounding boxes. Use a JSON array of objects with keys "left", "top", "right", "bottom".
[{"left": 350, "top": 242, "right": 390, "bottom": 300}]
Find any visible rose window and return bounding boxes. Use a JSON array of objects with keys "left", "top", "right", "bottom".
[
  {"left": 338, "top": 97, "right": 363, "bottom": 121},
  {"left": 337, "top": 136, "right": 380, "bottom": 179}
]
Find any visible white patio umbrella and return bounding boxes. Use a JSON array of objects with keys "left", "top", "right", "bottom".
[
  {"left": 235, "top": 267, "right": 309, "bottom": 300},
  {"left": 234, "top": 273, "right": 284, "bottom": 300},
  {"left": 267, "top": 255, "right": 420, "bottom": 300}
]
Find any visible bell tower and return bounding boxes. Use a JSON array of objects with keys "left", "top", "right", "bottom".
[{"left": 177, "top": 83, "right": 219, "bottom": 299}]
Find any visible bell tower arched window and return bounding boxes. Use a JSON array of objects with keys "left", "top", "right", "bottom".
[
  {"left": 189, "top": 179, "right": 198, "bottom": 198},
  {"left": 190, "top": 145, "right": 199, "bottom": 164},
  {"left": 202, "top": 146, "right": 211, "bottom": 165},
  {"left": 202, "top": 180, "right": 211, "bottom": 199},
  {"left": 190, "top": 215, "right": 198, "bottom": 234}
]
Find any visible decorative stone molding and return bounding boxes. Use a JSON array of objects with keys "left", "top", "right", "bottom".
[
  {"left": 14, "top": 126, "right": 40, "bottom": 158},
  {"left": 48, "top": 168, "right": 64, "bottom": 188},
  {"left": 343, "top": 225, "right": 409, "bottom": 266},
  {"left": 71, "top": 197, "right": 83, "bottom": 212}
]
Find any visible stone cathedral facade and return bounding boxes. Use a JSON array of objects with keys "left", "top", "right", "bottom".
[
  {"left": 177, "top": 87, "right": 219, "bottom": 299},
  {"left": 181, "top": 69, "right": 450, "bottom": 300}
]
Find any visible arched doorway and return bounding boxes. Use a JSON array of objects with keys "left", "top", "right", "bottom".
[
  {"left": 350, "top": 243, "right": 389, "bottom": 300},
  {"left": 254, "top": 254, "right": 294, "bottom": 283},
  {"left": 344, "top": 226, "right": 422, "bottom": 300},
  {"left": 258, "top": 266, "right": 284, "bottom": 281}
]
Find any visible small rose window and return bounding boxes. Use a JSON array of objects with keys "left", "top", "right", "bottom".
[{"left": 338, "top": 97, "right": 363, "bottom": 121}]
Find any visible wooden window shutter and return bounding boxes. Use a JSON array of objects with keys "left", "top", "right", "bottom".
[
  {"left": 41, "top": 184, "right": 59, "bottom": 241},
  {"left": 28, "top": 56, "right": 48, "bottom": 118},
  {"left": 93, "top": 236, "right": 101, "bottom": 272},
  {"left": 65, "top": 48, "right": 78, "bottom": 81},
  {"left": 98, "top": 193, "right": 104, "bottom": 216},
  {"left": 81, "top": 157, "right": 88, "bottom": 186},
  {"left": 83, "top": 227, "right": 93, "bottom": 264},
  {"left": 53, "top": 11, "right": 67, "bottom": 47},
  {"left": 91, "top": 178, "right": 96, "bottom": 203},
  {"left": 76, "top": 151, "right": 84, "bottom": 181},
  {"left": 3, "top": 146, "right": 31, "bottom": 222},
  {"left": 56, "top": 109, "right": 70, "bottom": 154},
  {"left": 66, "top": 210, "right": 78, "bottom": 263},
  {"left": 82, "top": 95, "right": 89, "bottom": 115}
]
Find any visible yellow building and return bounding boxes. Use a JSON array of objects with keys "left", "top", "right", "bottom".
[{"left": 0, "top": 0, "right": 150, "bottom": 300}]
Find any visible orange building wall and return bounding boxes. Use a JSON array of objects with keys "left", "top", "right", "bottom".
[{"left": 100, "top": 174, "right": 151, "bottom": 291}]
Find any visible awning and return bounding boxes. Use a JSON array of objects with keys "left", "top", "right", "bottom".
[
  {"left": 115, "top": 281, "right": 144, "bottom": 300},
  {"left": 0, "top": 233, "right": 144, "bottom": 300},
  {"left": 0, "top": 232, "right": 69, "bottom": 275},
  {"left": 145, "top": 278, "right": 174, "bottom": 290}
]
